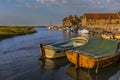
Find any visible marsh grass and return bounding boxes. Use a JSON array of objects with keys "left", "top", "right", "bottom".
[{"left": 0, "top": 26, "right": 36, "bottom": 40}]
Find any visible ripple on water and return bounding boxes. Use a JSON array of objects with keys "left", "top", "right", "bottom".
[{"left": 0, "top": 28, "right": 119, "bottom": 80}]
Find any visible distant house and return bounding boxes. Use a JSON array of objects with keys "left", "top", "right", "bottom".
[{"left": 81, "top": 12, "right": 120, "bottom": 30}]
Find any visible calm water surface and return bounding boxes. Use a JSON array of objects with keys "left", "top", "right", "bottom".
[{"left": 0, "top": 28, "right": 120, "bottom": 80}]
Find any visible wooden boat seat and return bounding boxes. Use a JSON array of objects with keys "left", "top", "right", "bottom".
[{"left": 61, "top": 44, "right": 73, "bottom": 47}]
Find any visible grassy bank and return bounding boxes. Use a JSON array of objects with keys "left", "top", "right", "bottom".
[{"left": 0, "top": 26, "right": 36, "bottom": 40}]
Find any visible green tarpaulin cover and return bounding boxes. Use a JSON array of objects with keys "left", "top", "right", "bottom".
[{"left": 75, "top": 38, "right": 118, "bottom": 58}]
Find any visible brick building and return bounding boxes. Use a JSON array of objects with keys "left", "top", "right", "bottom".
[{"left": 81, "top": 12, "right": 120, "bottom": 30}]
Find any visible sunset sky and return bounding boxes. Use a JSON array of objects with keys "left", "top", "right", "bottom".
[{"left": 0, "top": 0, "right": 120, "bottom": 26}]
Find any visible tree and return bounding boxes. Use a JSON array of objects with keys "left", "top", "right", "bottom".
[
  {"left": 68, "top": 15, "right": 73, "bottom": 20},
  {"left": 63, "top": 17, "right": 68, "bottom": 21}
]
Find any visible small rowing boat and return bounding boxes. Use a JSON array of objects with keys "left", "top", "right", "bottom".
[
  {"left": 66, "top": 39, "right": 120, "bottom": 70},
  {"left": 39, "top": 36, "right": 88, "bottom": 59}
]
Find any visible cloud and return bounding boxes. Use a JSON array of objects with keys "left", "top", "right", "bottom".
[
  {"left": 36, "top": 0, "right": 120, "bottom": 13},
  {"left": 11, "top": 0, "right": 41, "bottom": 9},
  {"left": 36, "top": 0, "right": 68, "bottom": 5},
  {"left": 16, "top": 3, "right": 38, "bottom": 9},
  {"left": 36, "top": 0, "right": 105, "bottom": 13},
  {"left": 23, "top": 3, "right": 39, "bottom": 9},
  {"left": 7, "top": 0, "right": 119, "bottom": 13},
  {"left": 106, "top": 0, "right": 120, "bottom": 3},
  {"left": 6, "top": 0, "right": 120, "bottom": 12},
  {"left": 36, "top": 0, "right": 56, "bottom": 3}
]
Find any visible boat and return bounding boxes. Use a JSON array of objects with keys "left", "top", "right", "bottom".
[
  {"left": 72, "top": 37, "right": 88, "bottom": 47},
  {"left": 48, "top": 25, "right": 52, "bottom": 30},
  {"left": 79, "top": 33, "right": 89, "bottom": 39},
  {"left": 70, "top": 27, "right": 78, "bottom": 33},
  {"left": 114, "top": 34, "right": 120, "bottom": 40},
  {"left": 66, "top": 61, "right": 120, "bottom": 80},
  {"left": 39, "top": 36, "right": 88, "bottom": 59},
  {"left": 66, "top": 38, "right": 120, "bottom": 69},
  {"left": 100, "top": 32, "right": 113, "bottom": 39},
  {"left": 101, "top": 34, "right": 111, "bottom": 39},
  {"left": 78, "top": 29, "right": 89, "bottom": 34},
  {"left": 48, "top": 25, "right": 57, "bottom": 30},
  {"left": 66, "top": 27, "right": 71, "bottom": 32}
]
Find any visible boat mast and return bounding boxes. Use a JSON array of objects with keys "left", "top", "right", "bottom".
[{"left": 50, "top": 16, "right": 52, "bottom": 26}]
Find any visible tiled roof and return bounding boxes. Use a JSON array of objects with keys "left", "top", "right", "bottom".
[{"left": 84, "top": 13, "right": 120, "bottom": 19}]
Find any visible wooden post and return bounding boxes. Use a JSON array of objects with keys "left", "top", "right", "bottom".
[
  {"left": 75, "top": 67, "right": 79, "bottom": 80},
  {"left": 95, "top": 60, "right": 99, "bottom": 73},
  {"left": 39, "top": 44, "right": 45, "bottom": 60},
  {"left": 75, "top": 53, "right": 79, "bottom": 69}
]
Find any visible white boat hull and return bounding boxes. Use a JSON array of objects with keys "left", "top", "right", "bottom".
[
  {"left": 44, "top": 47, "right": 66, "bottom": 58},
  {"left": 40, "top": 36, "right": 88, "bottom": 59}
]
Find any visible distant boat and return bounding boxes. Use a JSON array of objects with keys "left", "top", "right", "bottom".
[
  {"left": 66, "top": 39, "right": 120, "bottom": 69},
  {"left": 48, "top": 25, "right": 58, "bottom": 30},
  {"left": 65, "top": 26, "right": 78, "bottom": 33},
  {"left": 39, "top": 36, "right": 88, "bottom": 59},
  {"left": 48, "top": 25, "right": 54, "bottom": 30},
  {"left": 114, "top": 34, "right": 120, "bottom": 40},
  {"left": 78, "top": 29, "right": 89, "bottom": 34},
  {"left": 47, "top": 17, "right": 58, "bottom": 30},
  {"left": 70, "top": 27, "right": 78, "bottom": 33},
  {"left": 100, "top": 32, "right": 113, "bottom": 39},
  {"left": 65, "top": 27, "right": 71, "bottom": 32}
]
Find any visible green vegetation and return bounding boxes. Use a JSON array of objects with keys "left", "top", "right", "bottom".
[
  {"left": 0, "top": 26, "right": 36, "bottom": 40},
  {"left": 62, "top": 15, "right": 81, "bottom": 27}
]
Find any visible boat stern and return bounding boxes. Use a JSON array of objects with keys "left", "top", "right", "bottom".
[{"left": 66, "top": 50, "right": 95, "bottom": 68}]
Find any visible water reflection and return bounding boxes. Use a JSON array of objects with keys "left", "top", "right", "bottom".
[
  {"left": 0, "top": 28, "right": 120, "bottom": 80},
  {"left": 39, "top": 58, "right": 70, "bottom": 80},
  {"left": 66, "top": 62, "right": 120, "bottom": 80},
  {"left": 40, "top": 57, "right": 69, "bottom": 70},
  {"left": 62, "top": 31, "right": 78, "bottom": 40}
]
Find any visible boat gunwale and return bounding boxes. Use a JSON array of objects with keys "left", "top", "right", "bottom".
[
  {"left": 43, "top": 45, "right": 80, "bottom": 51},
  {"left": 42, "top": 37, "right": 88, "bottom": 50},
  {"left": 66, "top": 50, "right": 120, "bottom": 60}
]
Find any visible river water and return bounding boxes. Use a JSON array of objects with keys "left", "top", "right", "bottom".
[{"left": 0, "top": 28, "right": 120, "bottom": 80}]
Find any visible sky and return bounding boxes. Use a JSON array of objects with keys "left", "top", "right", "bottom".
[{"left": 0, "top": 0, "right": 120, "bottom": 26}]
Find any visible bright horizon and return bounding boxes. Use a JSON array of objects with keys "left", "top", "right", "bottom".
[{"left": 0, "top": 0, "right": 120, "bottom": 26}]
